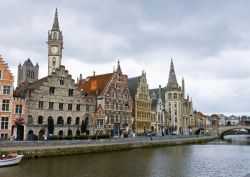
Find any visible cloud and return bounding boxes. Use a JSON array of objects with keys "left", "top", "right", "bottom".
[{"left": 0, "top": 0, "right": 250, "bottom": 114}]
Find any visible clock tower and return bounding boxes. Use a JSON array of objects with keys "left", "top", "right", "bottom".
[{"left": 48, "top": 8, "right": 63, "bottom": 75}]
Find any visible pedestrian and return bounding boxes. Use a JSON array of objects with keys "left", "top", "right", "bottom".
[{"left": 150, "top": 135, "right": 153, "bottom": 141}]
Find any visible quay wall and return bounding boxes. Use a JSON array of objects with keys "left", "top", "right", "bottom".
[{"left": 0, "top": 136, "right": 217, "bottom": 158}]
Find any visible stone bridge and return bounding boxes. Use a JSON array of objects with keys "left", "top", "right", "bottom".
[{"left": 191, "top": 125, "right": 250, "bottom": 137}]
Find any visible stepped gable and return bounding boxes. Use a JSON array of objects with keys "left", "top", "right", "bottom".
[
  {"left": 14, "top": 65, "right": 72, "bottom": 96},
  {"left": 0, "top": 55, "right": 14, "bottom": 81}
]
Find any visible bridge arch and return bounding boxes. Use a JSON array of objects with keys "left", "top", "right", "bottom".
[{"left": 220, "top": 127, "right": 250, "bottom": 139}]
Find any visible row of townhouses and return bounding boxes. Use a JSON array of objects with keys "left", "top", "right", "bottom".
[{"left": 0, "top": 9, "right": 195, "bottom": 140}]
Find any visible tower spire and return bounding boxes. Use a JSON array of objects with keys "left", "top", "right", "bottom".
[
  {"left": 158, "top": 85, "right": 162, "bottom": 99},
  {"left": 167, "top": 59, "right": 178, "bottom": 89},
  {"left": 116, "top": 60, "right": 121, "bottom": 71},
  {"left": 52, "top": 8, "right": 59, "bottom": 30}
]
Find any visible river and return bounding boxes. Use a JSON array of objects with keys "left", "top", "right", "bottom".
[{"left": 1, "top": 135, "right": 250, "bottom": 177}]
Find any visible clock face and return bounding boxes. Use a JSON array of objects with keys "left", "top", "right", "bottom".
[{"left": 51, "top": 46, "right": 58, "bottom": 54}]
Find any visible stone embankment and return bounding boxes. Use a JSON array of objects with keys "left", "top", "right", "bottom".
[{"left": 0, "top": 135, "right": 217, "bottom": 158}]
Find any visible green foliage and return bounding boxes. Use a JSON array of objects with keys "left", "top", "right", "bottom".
[
  {"left": 50, "top": 135, "right": 58, "bottom": 140},
  {"left": 89, "top": 134, "right": 110, "bottom": 140},
  {"left": 64, "top": 135, "right": 73, "bottom": 140},
  {"left": 244, "top": 121, "right": 250, "bottom": 125},
  {"left": 49, "top": 134, "right": 110, "bottom": 140},
  {"left": 79, "top": 134, "right": 89, "bottom": 140}
]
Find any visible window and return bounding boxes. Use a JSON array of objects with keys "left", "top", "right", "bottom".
[
  {"left": 0, "top": 133, "right": 8, "bottom": 140},
  {"left": 68, "top": 89, "right": 74, "bottom": 96},
  {"left": 3, "top": 86, "right": 10, "bottom": 95},
  {"left": 39, "top": 101, "right": 43, "bottom": 109},
  {"left": 49, "top": 87, "right": 55, "bottom": 94},
  {"left": 27, "top": 115, "right": 33, "bottom": 124},
  {"left": 0, "top": 70, "right": 2, "bottom": 79},
  {"left": 168, "top": 93, "right": 172, "bottom": 99},
  {"left": 75, "top": 117, "right": 80, "bottom": 125},
  {"left": 15, "top": 105, "right": 22, "bottom": 114},
  {"left": 1, "top": 117, "right": 8, "bottom": 130},
  {"left": 57, "top": 117, "right": 64, "bottom": 125},
  {"left": 174, "top": 93, "right": 177, "bottom": 99},
  {"left": 76, "top": 104, "right": 81, "bottom": 111},
  {"left": 59, "top": 103, "right": 63, "bottom": 110},
  {"left": 53, "top": 57, "right": 56, "bottom": 66},
  {"left": 49, "top": 102, "right": 54, "bottom": 110},
  {"left": 68, "top": 104, "right": 72, "bottom": 111},
  {"left": 67, "top": 117, "right": 71, "bottom": 125},
  {"left": 38, "top": 116, "right": 43, "bottom": 124},
  {"left": 2, "top": 100, "right": 10, "bottom": 111},
  {"left": 31, "top": 71, "right": 33, "bottom": 79},
  {"left": 59, "top": 77, "right": 64, "bottom": 85}
]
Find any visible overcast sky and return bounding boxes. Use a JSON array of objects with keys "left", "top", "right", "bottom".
[{"left": 0, "top": 0, "right": 250, "bottom": 115}]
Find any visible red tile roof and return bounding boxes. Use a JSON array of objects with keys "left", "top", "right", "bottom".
[{"left": 77, "top": 73, "right": 113, "bottom": 96}]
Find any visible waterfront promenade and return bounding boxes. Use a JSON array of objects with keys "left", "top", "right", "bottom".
[{"left": 0, "top": 135, "right": 217, "bottom": 158}]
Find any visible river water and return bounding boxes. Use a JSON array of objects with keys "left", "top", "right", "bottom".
[{"left": 1, "top": 135, "right": 250, "bottom": 177}]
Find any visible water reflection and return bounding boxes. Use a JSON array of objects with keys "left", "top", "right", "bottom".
[
  {"left": 0, "top": 136, "right": 250, "bottom": 177},
  {"left": 224, "top": 135, "right": 250, "bottom": 145}
]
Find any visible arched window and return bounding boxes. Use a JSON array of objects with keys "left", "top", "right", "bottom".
[
  {"left": 67, "top": 117, "right": 71, "bottom": 125},
  {"left": 174, "top": 93, "right": 177, "bottom": 99},
  {"left": 47, "top": 117, "right": 54, "bottom": 135},
  {"left": 68, "top": 129, "right": 72, "bottom": 136},
  {"left": 57, "top": 116, "right": 64, "bottom": 125},
  {"left": 85, "top": 117, "right": 89, "bottom": 126},
  {"left": 76, "top": 129, "right": 80, "bottom": 136},
  {"left": 59, "top": 130, "right": 63, "bottom": 136},
  {"left": 168, "top": 93, "right": 172, "bottom": 99},
  {"left": 27, "top": 115, "right": 33, "bottom": 124},
  {"left": 38, "top": 116, "right": 43, "bottom": 124},
  {"left": 53, "top": 32, "right": 57, "bottom": 39},
  {"left": 75, "top": 117, "right": 80, "bottom": 125}
]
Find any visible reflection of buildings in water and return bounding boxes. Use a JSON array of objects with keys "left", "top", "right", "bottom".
[{"left": 224, "top": 134, "right": 250, "bottom": 145}]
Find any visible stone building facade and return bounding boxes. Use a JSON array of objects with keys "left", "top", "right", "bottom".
[
  {"left": 0, "top": 56, "right": 14, "bottom": 139},
  {"left": 48, "top": 8, "right": 63, "bottom": 75},
  {"left": 128, "top": 71, "right": 151, "bottom": 133},
  {"left": 165, "top": 59, "right": 193, "bottom": 134},
  {"left": 78, "top": 61, "right": 133, "bottom": 137},
  {"left": 150, "top": 85, "right": 167, "bottom": 134},
  {"left": 17, "top": 58, "right": 39, "bottom": 86},
  {"left": 15, "top": 65, "right": 95, "bottom": 140}
]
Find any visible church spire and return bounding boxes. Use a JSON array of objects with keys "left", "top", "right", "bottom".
[
  {"left": 52, "top": 8, "right": 59, "bottom": 30},
  {"left": 167, "top": 59, "right": 179, "bottom": 89},
  {"left": 158, "top": 85, "right": 162, "bottom": 99}
]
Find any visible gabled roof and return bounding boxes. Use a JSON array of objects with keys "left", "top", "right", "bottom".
[
  {"left": 77, "top": 73, "right": 113, "bottom": 96},
  {"left": 23, "top": 58, "right": 34, "bottom": 66},
  {"left": 128, "top": 76, "right": 141, "bottom": 99},
  {"left": 149, "top": 87, "right": 165, "bottom": 110}
]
